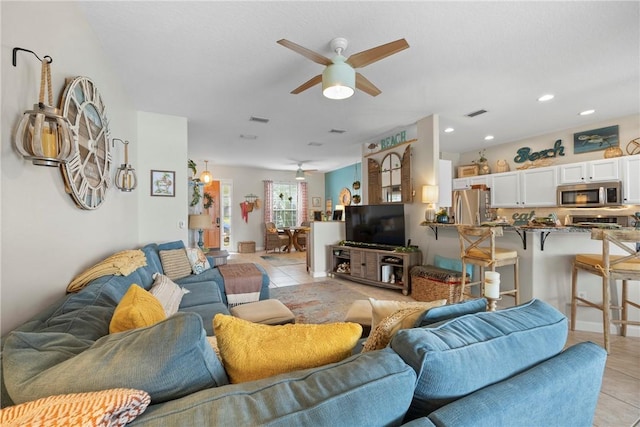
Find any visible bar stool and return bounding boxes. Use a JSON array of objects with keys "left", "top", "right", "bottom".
[
  {"left": 571, "top": 228, "right": 640, "bottom": 353},
  {"left": 457, "top": 225, "right": 520, "bottom": 305}
]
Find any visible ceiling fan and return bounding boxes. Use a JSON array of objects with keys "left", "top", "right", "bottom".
[
  {"left": 277, "top": 37, "right": 409, "bottom": 99},
  {"left": 294, "top": 163, "right": 317, "bottom": 180}
]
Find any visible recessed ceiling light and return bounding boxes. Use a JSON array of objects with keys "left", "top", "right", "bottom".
[
  {"left": 538, "top": 94, "right": 554, "bottom": 102},
  {"left": 444, "top": 127, "right": 455, "bottom": 133},
  {"left": 484, "top": 135, "right": 494, "bottom": 141},
  {"left": 579, "top": 109, "right": 595, "bottom": 116}
]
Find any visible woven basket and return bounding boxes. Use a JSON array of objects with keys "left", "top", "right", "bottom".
[
  {"left": 238, "top": 241, "right": 256, "bottom": 253},
  {"left": 410, "top": 265, "right": 467, "bottom": 304}
]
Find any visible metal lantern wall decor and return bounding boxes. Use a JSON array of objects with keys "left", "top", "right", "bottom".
[
  {"left": 13, "top": 48, "right": 72, "bottom": 166},
  {"left": 113, "top": 139, "right": 137, "bottom": 192}
]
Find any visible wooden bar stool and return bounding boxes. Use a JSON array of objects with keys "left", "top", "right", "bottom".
[
  {"left": 571, "top": 228, "right": 640, "bottom": 353},
  {"left": 457, "top": 226, "right": 520, "bottom": 305}
]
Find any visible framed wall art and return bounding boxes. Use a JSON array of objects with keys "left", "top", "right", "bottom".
[
  {"left": 573, "top": 125, "right": 619, "bottom": 154},
  {"left": 312, "top": 196, "right": 321, "bottom": 208},
  {"left": 150, "top": 170, "right": 175, "bottom": 197}
]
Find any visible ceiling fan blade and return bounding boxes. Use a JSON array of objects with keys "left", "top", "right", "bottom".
[
  {"left": 355, "top": 73, "right": 381, "bottom": 97},
  {"left": 346, "top": 38, "right": 409, "bottom": 69},
  {"left": 291, "top": 75, "right": 323, "bottom": 94},
  {"left": 277, "top": 39, "right": 333, "bottom": 66}
]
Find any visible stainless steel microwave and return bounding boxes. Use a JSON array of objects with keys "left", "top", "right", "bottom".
[{"left": 557, "top": 181, "right": 623, "bottom": 207}]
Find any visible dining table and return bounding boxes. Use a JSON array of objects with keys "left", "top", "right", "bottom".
[{"left": 280, "top": 226, "right": 311, "bottom": 252}]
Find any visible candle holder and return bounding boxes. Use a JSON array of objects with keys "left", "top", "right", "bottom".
[{"left": 486, "top": 296, "right": 502, "bottom": 312}]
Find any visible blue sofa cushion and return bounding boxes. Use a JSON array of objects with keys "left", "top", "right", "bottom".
[
  {"left": 128, "top": 348, "right": 416, "bottom": 426},
  {"left": 3, "top": 312, "right": 228, "bottom": 405},
  {"left": 391, "top": 299, "right": 568, "bottom": 420},
  {"left": 179, "top": 303, "right": 229, "bottom": 336},
  {"left": 413, "top": 298, "right": 487, "bottom": 328}
]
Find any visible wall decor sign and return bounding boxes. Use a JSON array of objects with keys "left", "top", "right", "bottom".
[
  {"left": 150, "top": 170, "right": 175, "bottom": 197},
  {"left": 573, "top": 125, "right": 619, "bottom": 154},
  {"left": 380, "top": 130, "right": 407, "bottom": 150},
  {"left": 514, "top": 139, "right": 565, "bottom": 163}
]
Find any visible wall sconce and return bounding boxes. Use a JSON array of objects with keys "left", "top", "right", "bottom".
[
  {"left": 188, "top": 214, "right": 213, "bottom": 250},
  {"left": 422, "top": 185, "right": 439, "bottom": 222},
  {"left": 113, "top": 139, "right": 137, "bottom": 192},
  {"left": 200, "top": 160, "right": 213, "bottom": 184},
  {"left": 13, "top": 48, "right": 72, "bottom": 167}
]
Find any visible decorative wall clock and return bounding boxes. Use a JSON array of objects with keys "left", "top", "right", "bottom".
[{"left": 60, "top": 76, "right": 112, "bottom": 209}]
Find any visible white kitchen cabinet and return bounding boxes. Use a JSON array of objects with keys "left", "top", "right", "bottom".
[
  {"left": 490, "top": 172, "right": 520, "bottom": 207},
  {"left": 453, "top": 175, "right": 489, "bottom": 190},
  {"left": 621, "top": 154, "right": 640, "bottom": 204},
  {"left": 558, "top": 158, "right": 619, "bottom": 184},
  {"left": 520, "top": 166, "right": 558, "bottom": 207},
  {"left": 490, "top": 167, "right": 557, "bottom": 208}
]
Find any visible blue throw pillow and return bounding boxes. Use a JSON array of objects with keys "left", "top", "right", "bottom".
[
  {"left": 391, "top": 299, "right": 568, "bottom": 420},
  {"left": 3, "top": 312, "right": 228, "bottom": 404},
  {"left": 413, "top": 298, "right": 487, "bottom": 328}
]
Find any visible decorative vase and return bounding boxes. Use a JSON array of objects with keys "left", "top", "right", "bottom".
[
  {"left": 495, "top": 159, "right": 510, "bottom": 173},
  {"left": 477, "top": 161, "right": 491, "bottom": 175},
  {"left": 436, "top": 214, "right": 449, "bottom": 224},
  {"left": 603, "top": 145, "right": 623, "bottom": 158}
]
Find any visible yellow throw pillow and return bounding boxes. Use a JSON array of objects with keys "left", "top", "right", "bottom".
[
  {"left": 0, "top": 388, "right": 150, "bottom": 426},
  {"left": 369, "top": 298, "right": 447, "bottom": 331},
  {"left": 109, "top": 284, "right": 167, "bottom": 334},
  {"left": 213, "top": 314, "right": 362, "bottom": 383}
]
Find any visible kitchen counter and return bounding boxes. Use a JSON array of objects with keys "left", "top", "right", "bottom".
[{"left": 420, "top": 222, "right": 592, "bottom": 251}]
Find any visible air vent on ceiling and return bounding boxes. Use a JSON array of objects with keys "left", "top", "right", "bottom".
[
  {"left": 329, "top": 129, "right": 346, "bottom": 134},
  {"left": 466, "top": 109, "right": 488, "bottom": 118},
  {"left": 249, "top": 116, "right": 270, "bottom": 124},
  {"left": 240, "top": 134, "right": 257, "bottom": 140},
  {"left": 308, "top": 142, "right": 323, "bottom": 147}
]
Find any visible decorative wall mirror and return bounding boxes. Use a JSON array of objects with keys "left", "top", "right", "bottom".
[
  {"left": 381, "top": 152, "right": 402, "bottom": 203},
  {"left": 367, "top": 145, "right": 412, "bottom": 204}
]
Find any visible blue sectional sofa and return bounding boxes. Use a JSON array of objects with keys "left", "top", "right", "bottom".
[{"left": 1, "top": 244, "right": 606, "bottom": 427}]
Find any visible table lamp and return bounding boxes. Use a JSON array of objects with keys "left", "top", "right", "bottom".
[
  {"left": 188, "top": 214, "right": 213, "bottom": 250},
  {"left": 422, "top": 185, "right": 439, "bottom": 222}
]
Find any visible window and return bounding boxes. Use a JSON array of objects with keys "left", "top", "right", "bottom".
[{"left": 272, "top": 182, "right": 299, "bottom": 228}]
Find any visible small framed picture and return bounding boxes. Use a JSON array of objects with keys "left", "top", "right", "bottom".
[
  {"left": 332, "top": 210, "right": 343, "bottom": 221},
  {"left": 312, "top": 196, "right": 321, "bottom": 208},
  {"left": 150, "top": 170, "right": 175, "bottom": 197}
]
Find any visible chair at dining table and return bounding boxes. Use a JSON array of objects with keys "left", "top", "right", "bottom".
[
  {"left": 296, "top": 221, "right": 310, "bottom": 250},
  {"left": 265, "top": 222, "right": 289, "bottom": 253}
]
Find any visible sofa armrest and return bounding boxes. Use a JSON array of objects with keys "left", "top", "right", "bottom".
[{"left": 425, "top": 342, "right": 606, "bottom": 427}]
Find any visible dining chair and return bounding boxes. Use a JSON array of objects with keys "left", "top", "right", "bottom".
[
  {"left": 571, "top": 228, "right": 640, "bottom": 353},
  {"left": 457, "top": 225, "right": 520, "bottom": 305},
  {"left": 265, "top": 222, "right": 289, "bottom": 253}
]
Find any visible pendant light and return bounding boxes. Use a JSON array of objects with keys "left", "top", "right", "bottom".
[
  {"left": 322, "top": 56, "right": 355, "bottom": 100},
  {"left": 113, "top": 139, "right": 137, "bottom": 192},
  {"left": 200, "top": 160, "right": 213, "bottom": 184},
  {"left": 295, "top": 164, "right": 305, "bottom": 180},
  {"left": 13, "top": 49, "right": 72, "bottom": 167}
]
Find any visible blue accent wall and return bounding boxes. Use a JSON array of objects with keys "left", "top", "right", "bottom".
[{"left": 325, "top": 162, "right": 361, "bottom": 211}]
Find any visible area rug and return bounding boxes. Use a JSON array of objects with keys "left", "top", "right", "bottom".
[
  {"left": 269, "top": 281, "right": 372, "bottom": 324},
  {"left": 260, "top": 252, "right": 305, "bottom": 267}
]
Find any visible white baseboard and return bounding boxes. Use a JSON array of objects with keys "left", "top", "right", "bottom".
[{"left": 310, "top": 271, "right": 328, "bottom": 278}]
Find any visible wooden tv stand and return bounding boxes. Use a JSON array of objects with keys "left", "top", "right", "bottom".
[{"left": 330, "top": 245, "right": 422, "bottom": 295}]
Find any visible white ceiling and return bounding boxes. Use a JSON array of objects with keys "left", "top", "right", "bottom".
[{"left": 78, "top": 1, "right": 640, "bottom": 174}]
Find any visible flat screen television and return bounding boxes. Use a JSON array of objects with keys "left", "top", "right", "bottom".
[{"left": 345, "top": 204, "right": 406, "bottom": 247}]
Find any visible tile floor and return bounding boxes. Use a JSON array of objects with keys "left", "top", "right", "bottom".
[{"left": 230, "top": 249, "right": 640, "bottom": 426}]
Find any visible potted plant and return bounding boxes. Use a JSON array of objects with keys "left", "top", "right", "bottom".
[
  {"left": 352, "top": 194, "right": 361, "bottom": 204},
  {"left": 474, "top": 150, "right": 491, "bottom": 175},
  {"left": 436, "top": 208, "right": 449, "bottom": 224},
  {"left": 352, "top": 180, "right": 361, "bottom": 190}
]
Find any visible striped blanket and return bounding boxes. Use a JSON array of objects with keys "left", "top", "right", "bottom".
[{"left": 217, "top": 263, "right": 263, "bottom": 307}]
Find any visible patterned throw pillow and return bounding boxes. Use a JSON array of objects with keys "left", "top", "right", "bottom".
[
  {"left": 362, "top": 307, "right": 427, "bottom": 352},
  {"left": 150, "top": 273, "right": 190, "bottom": 316},
  {"left": 213, "top": 314, "right": 362, "bottom": 383},
  {"left": 159, "top": 249, "right": 192, "bottom": 280},
  {"left": 109, "top": 284, "right": 166, "bottom": 333},
  {"left": 185, "top": 247, "right": 211, "bottom": 274},
  {"left": 369, "top": 298, "right": 447, "bottom": 331},
  {"left": 0, "top": 388, "right": 150, "bottom": 426}
]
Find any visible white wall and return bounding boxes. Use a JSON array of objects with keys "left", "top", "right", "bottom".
[
  {"left": 1, "top": 1, "right": 138, "bottom": 334},
  {"left": 137, "top": 112, "right": 188, "bottom": 245}
]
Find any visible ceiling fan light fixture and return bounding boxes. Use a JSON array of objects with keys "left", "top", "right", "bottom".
[
  {"left": 295, "top": 167, "right": 305, "bottom": 180},
  {"left": 322, "top": 57, "right": 355, "bottom": 100}
]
